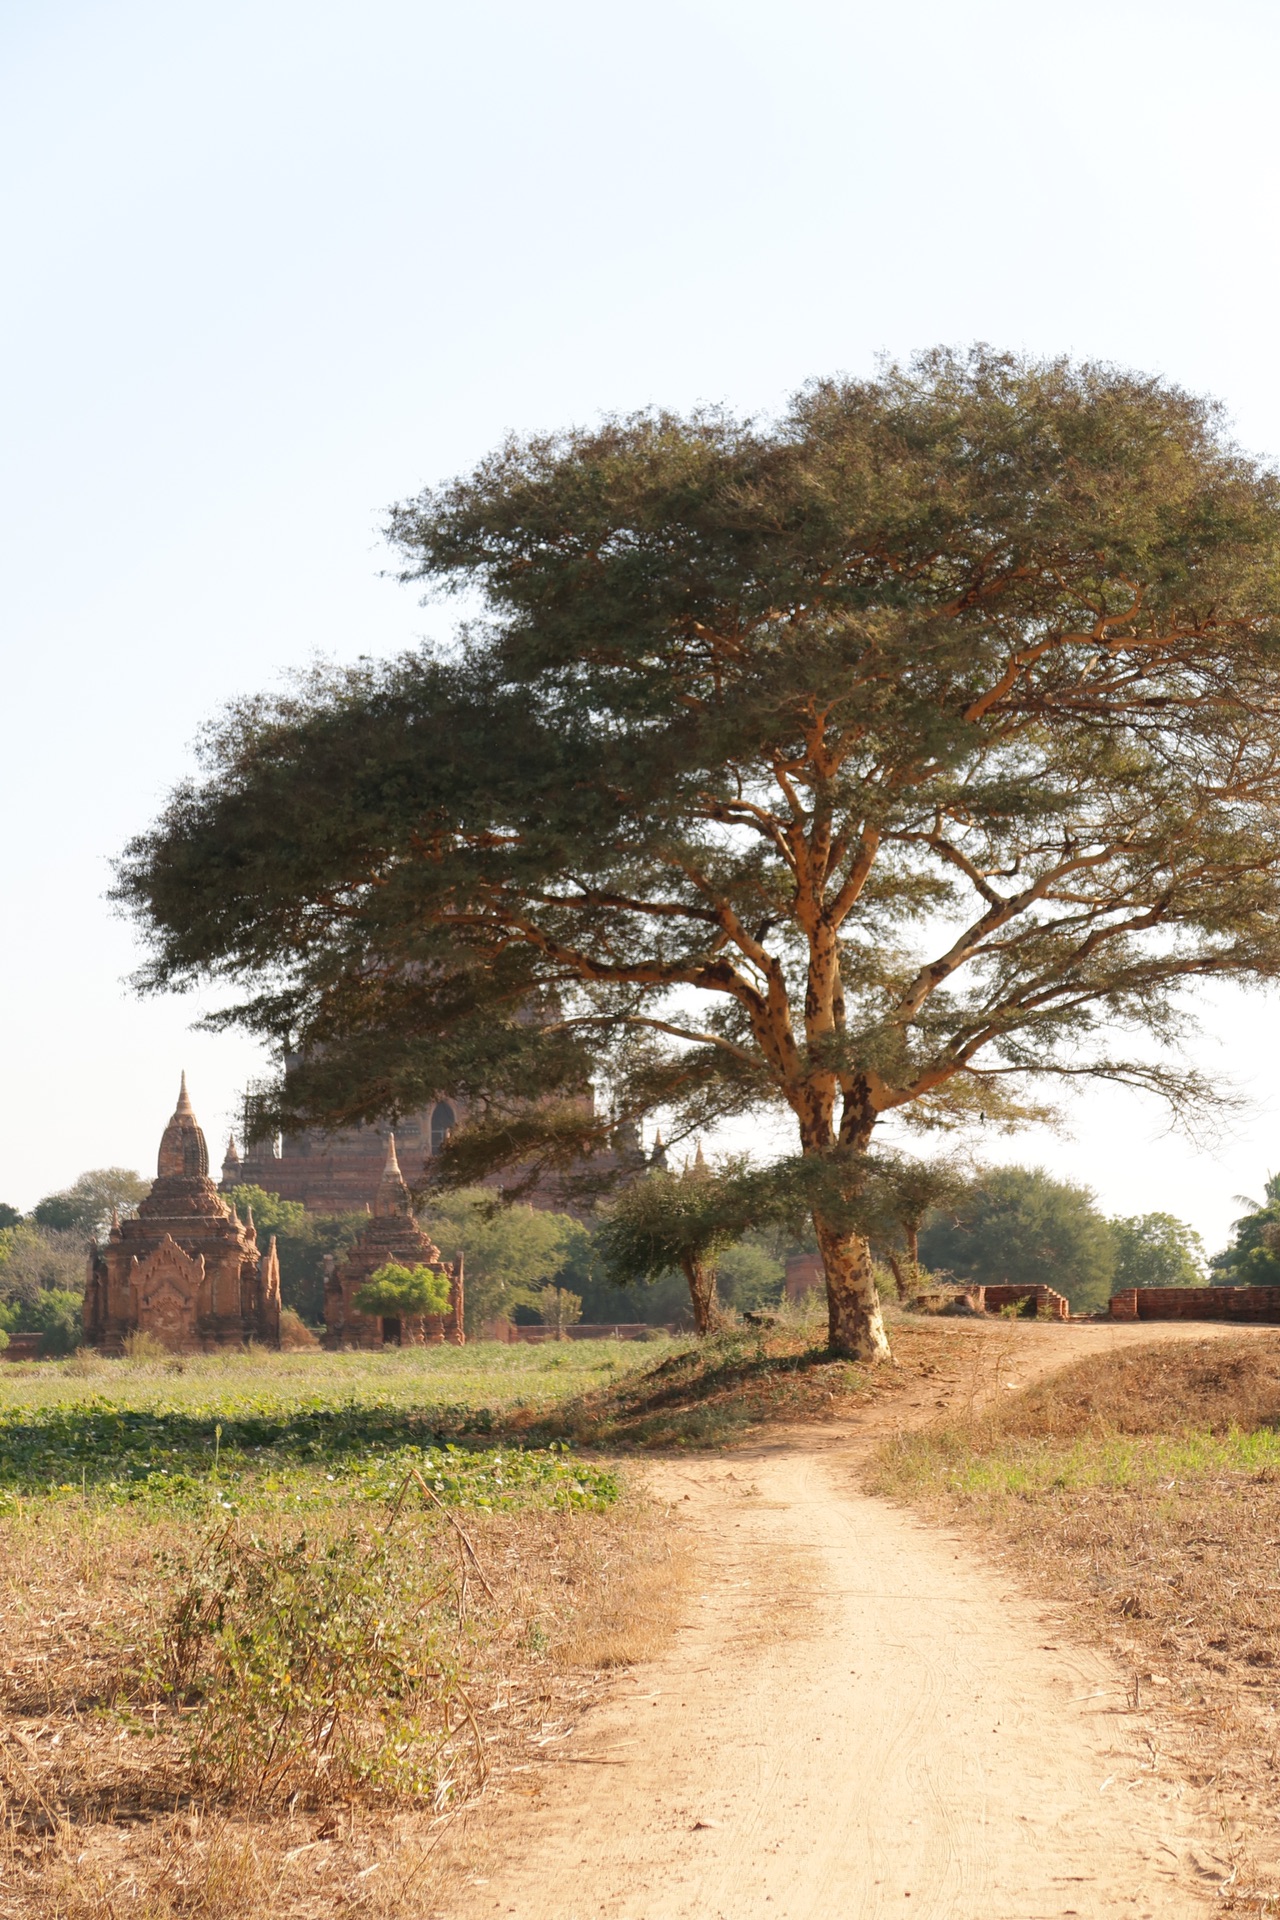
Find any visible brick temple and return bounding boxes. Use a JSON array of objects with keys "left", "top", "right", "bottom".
[
  {"left": 323, "top": 1135, "right": 463, "bottom": 1347},
  {"left": 221, "top": 1089, "right": 649, "bottom": 1219},
  {"left": 221, "top": 1097, "right": 460, "bottom": 1215},
  {"left": 84, "top": 1077, "right": 281, "bottom": 1352}
]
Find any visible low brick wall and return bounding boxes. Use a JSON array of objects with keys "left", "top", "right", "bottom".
[
  {"left": 1110, "top": 1285, "right": 1280, "bottom": 1323},
  {"left": 0, "top": 1334, "right": 44, "bottom": 1362},
  {"left": 984, "top": 1284, "right": 1070, "bottom": 1321},
  {"left": 911, "top": 1283, "right": 1070, "bottom": 1319}
]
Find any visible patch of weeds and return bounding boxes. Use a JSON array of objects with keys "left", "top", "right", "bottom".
[{"left": 148, "top": 1521, "right": 476, "bottom": 1808}]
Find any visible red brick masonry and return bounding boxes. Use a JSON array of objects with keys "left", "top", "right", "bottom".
[
  {"left": 1110, "top": 1285, "right": 1280, "bottom": 1322},
  {"left": 982, "top": 1284, "right": 1070, "bottom": 1321}
]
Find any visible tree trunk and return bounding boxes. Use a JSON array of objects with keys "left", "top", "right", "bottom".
[
  {"left": 905, "top": 1223, "right": 919, "bottom": 1276},
  {"left": 680, "top": 1254, "right": 721, "bottom": 1334},
  {"left": 885, "top": 1251, "right": 909, "bottom": 1301},
  {"left": 814, "top": 1214, "right": 891, "bottom": 1361}
]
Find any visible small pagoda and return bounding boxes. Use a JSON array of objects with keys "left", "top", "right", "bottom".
[
  {"left": 83, "top": 1077, "right": 281, "bottom": 1352},
  {"left": 323, "top": 1136, "right": 463, "bottom": 1347}
]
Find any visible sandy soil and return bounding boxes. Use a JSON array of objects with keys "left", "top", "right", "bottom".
[{"left": 446, "top": 1319, "right": 1258, "bottom": 1920}]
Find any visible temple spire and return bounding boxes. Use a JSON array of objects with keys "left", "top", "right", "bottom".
[
  {"left": 374, "top": 1132, "right": 411, "bottom": 1217},
  {"left": 156, "top": 1073, "right": 210, "bottom": 1182}
]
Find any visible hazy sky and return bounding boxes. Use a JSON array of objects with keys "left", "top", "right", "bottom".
[{"left": 5, "top": 0, "right": 1280, "bottom": 1248}]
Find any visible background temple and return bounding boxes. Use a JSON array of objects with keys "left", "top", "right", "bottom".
[
  {"left": 322, "top": 1135, "right": 464, "bottom": 1347},
  {"left": 221, "top": 1084, "right": 649, "bottom": 1218},
  {"left": 222, "top": 1096, "right": 459, "bottom": 1214},
  {"left": 85, "top": 1077, "right": 281, "bottom": 1352}
]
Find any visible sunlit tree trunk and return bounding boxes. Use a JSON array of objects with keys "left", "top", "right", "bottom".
[
  {"left": 680, "top": 1254, "right": 721, "bottom": 1334},
  {"left": 813, "top": 1213, "right": 890, "bottom": 1361}
]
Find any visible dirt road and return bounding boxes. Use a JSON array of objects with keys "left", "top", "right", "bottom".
[{"left": 450, "top": 1321, "right": 1250, "bottom": 1919}]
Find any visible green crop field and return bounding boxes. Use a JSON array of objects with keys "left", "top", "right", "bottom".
[{"left": 0, "top": 1338, "right": 674, "bottom": 1515}]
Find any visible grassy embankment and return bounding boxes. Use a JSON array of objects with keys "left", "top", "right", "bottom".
[{"left": 874, "top": 1332, "right": 1280, "bottom": 1913}]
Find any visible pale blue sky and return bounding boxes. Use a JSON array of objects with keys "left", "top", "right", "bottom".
[{"left": 4, "top": 0, "right": 1280, "bottom": 1247}]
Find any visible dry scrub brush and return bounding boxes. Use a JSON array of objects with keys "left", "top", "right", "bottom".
[{"left": 0, "top": 1480, "right": 685, "bottom": 1920}]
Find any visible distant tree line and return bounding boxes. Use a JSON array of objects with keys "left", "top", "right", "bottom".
[{"left": 2, "top": 1151, "right": 1276, "bottom": 1347}]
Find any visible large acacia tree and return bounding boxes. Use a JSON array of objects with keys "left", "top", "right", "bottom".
[{"left": 119, "top": 350, "right": 1280, "bottom": 1358}]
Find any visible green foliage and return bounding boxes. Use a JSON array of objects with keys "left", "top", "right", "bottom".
[
  {"left": 423, "top": 1190, "right": 590, "bottom": 1330},
  {"left": 353, "top": 1261, "right": 451, "bottom": 1318},
  {"left": 1210, "top": 1173, "right": 1280, "bottom": 1285},
  {"left": 0, "top": 1391, "right": 619, "bottom": 1513},
  {"left": 0, "top": 1286, "right": 84, "bottom": 1353},
  {"left": 225, "top": 1184, "right": 366, "bottom": 1323},
  {"left": 537, "top": 1284, "right": 582, "bottom": 1333},
  {"left": 594, "top": 1171, "right": 733, "bottom": 1285},
  {"left": 0, "top": 1204, "right": 20, "bottom": 1230},
  {"left": 0, "top": 1224, "right": 86, "bottom": 1303},
  {"left": 157, "top": 1523, "right": 464, "bottom": 1804},
  {"left": 715, "top": 1239, "right": 785, "bottom": 1313},
  {"left": 919, "top": 1165, "right": 1116, "bottom": 1312},
  {"left": 33, "top": 1167, "right": 147, "bottom": 1238},
  {"left": 1111, "top": 1211, "right": 1206, "bottom": 1289}
]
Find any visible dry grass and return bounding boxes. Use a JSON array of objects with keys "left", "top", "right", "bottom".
[
  {"left": 874, "top": 1332, "right": 1280, "bottom": 1914},
  {"left": 0, "top": 1492, "right": 687, "bottom": 1919}
]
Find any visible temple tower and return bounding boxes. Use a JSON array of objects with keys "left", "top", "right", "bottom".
[
  {"left": 323, "top": 1135, "right": 464, "bottom": 1347},
  {"left": 83, "top": 1078, "right": 281, "bottom": 1352}
]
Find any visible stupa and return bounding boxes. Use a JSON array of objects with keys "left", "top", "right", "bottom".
[
  {"left": 323, "top": 1135, "right": 463, "bottom": 1347},
  {"left": 83, "top": 1077, "right": 281, "bottom": 1352}
]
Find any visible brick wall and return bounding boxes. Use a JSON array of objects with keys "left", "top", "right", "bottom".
[
  {"left": 980, "top": 1284, "right": 1070, "bottom": 1321},
  {"left": 1110, "top": 1285, "right": 1280, "bottom": 1322}
]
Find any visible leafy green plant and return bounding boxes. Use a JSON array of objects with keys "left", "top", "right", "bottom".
[
  {"left": 353, "top": 1262, "right": 451, "bottom": 1318},
  {"left": 155, "top": 1522, "right": 474, "bottom": 1805}
]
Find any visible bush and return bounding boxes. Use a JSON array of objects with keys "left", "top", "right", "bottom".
[
  {"left": 156, "top": 1524, "right": 469, "bottom": 1805},
  {"left": 0, "top": 1286, "right": 85, "bottom": 1354},
  {"left": 352, "top": 1262, "right": 451, "bottom": 1319}
]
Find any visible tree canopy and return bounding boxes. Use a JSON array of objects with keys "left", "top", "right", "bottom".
[
  {"left": 421, "top": 1190, "right": 589, "bottom": 1332},
  {"left": 353, "top": 1262, "right": 451, "bottom": 1319},
  {"left": 118, "top": 349, "right": 1280, "bottom": 1357},
  {"left": 34, "top": 1168, "right": 148, "bottom": 1239},
  {"left": 1111, "top": 1211, "right": 1206, "bottom": 1289},
  {"left": 1211, "top": 1174, "right": 1280, "bottom": 1285}
]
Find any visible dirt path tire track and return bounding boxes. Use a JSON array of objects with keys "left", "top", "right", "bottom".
[{"left": 448, "top": 1321, "right": 1254, "bottom": 1920}]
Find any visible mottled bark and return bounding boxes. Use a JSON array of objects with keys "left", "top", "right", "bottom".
[
  {"left": 681, "top": 1254, "right": 722, "bottom": 1335},
  {"left": 814, "top": 1213, "right": 891, "bottom": 1361}
]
